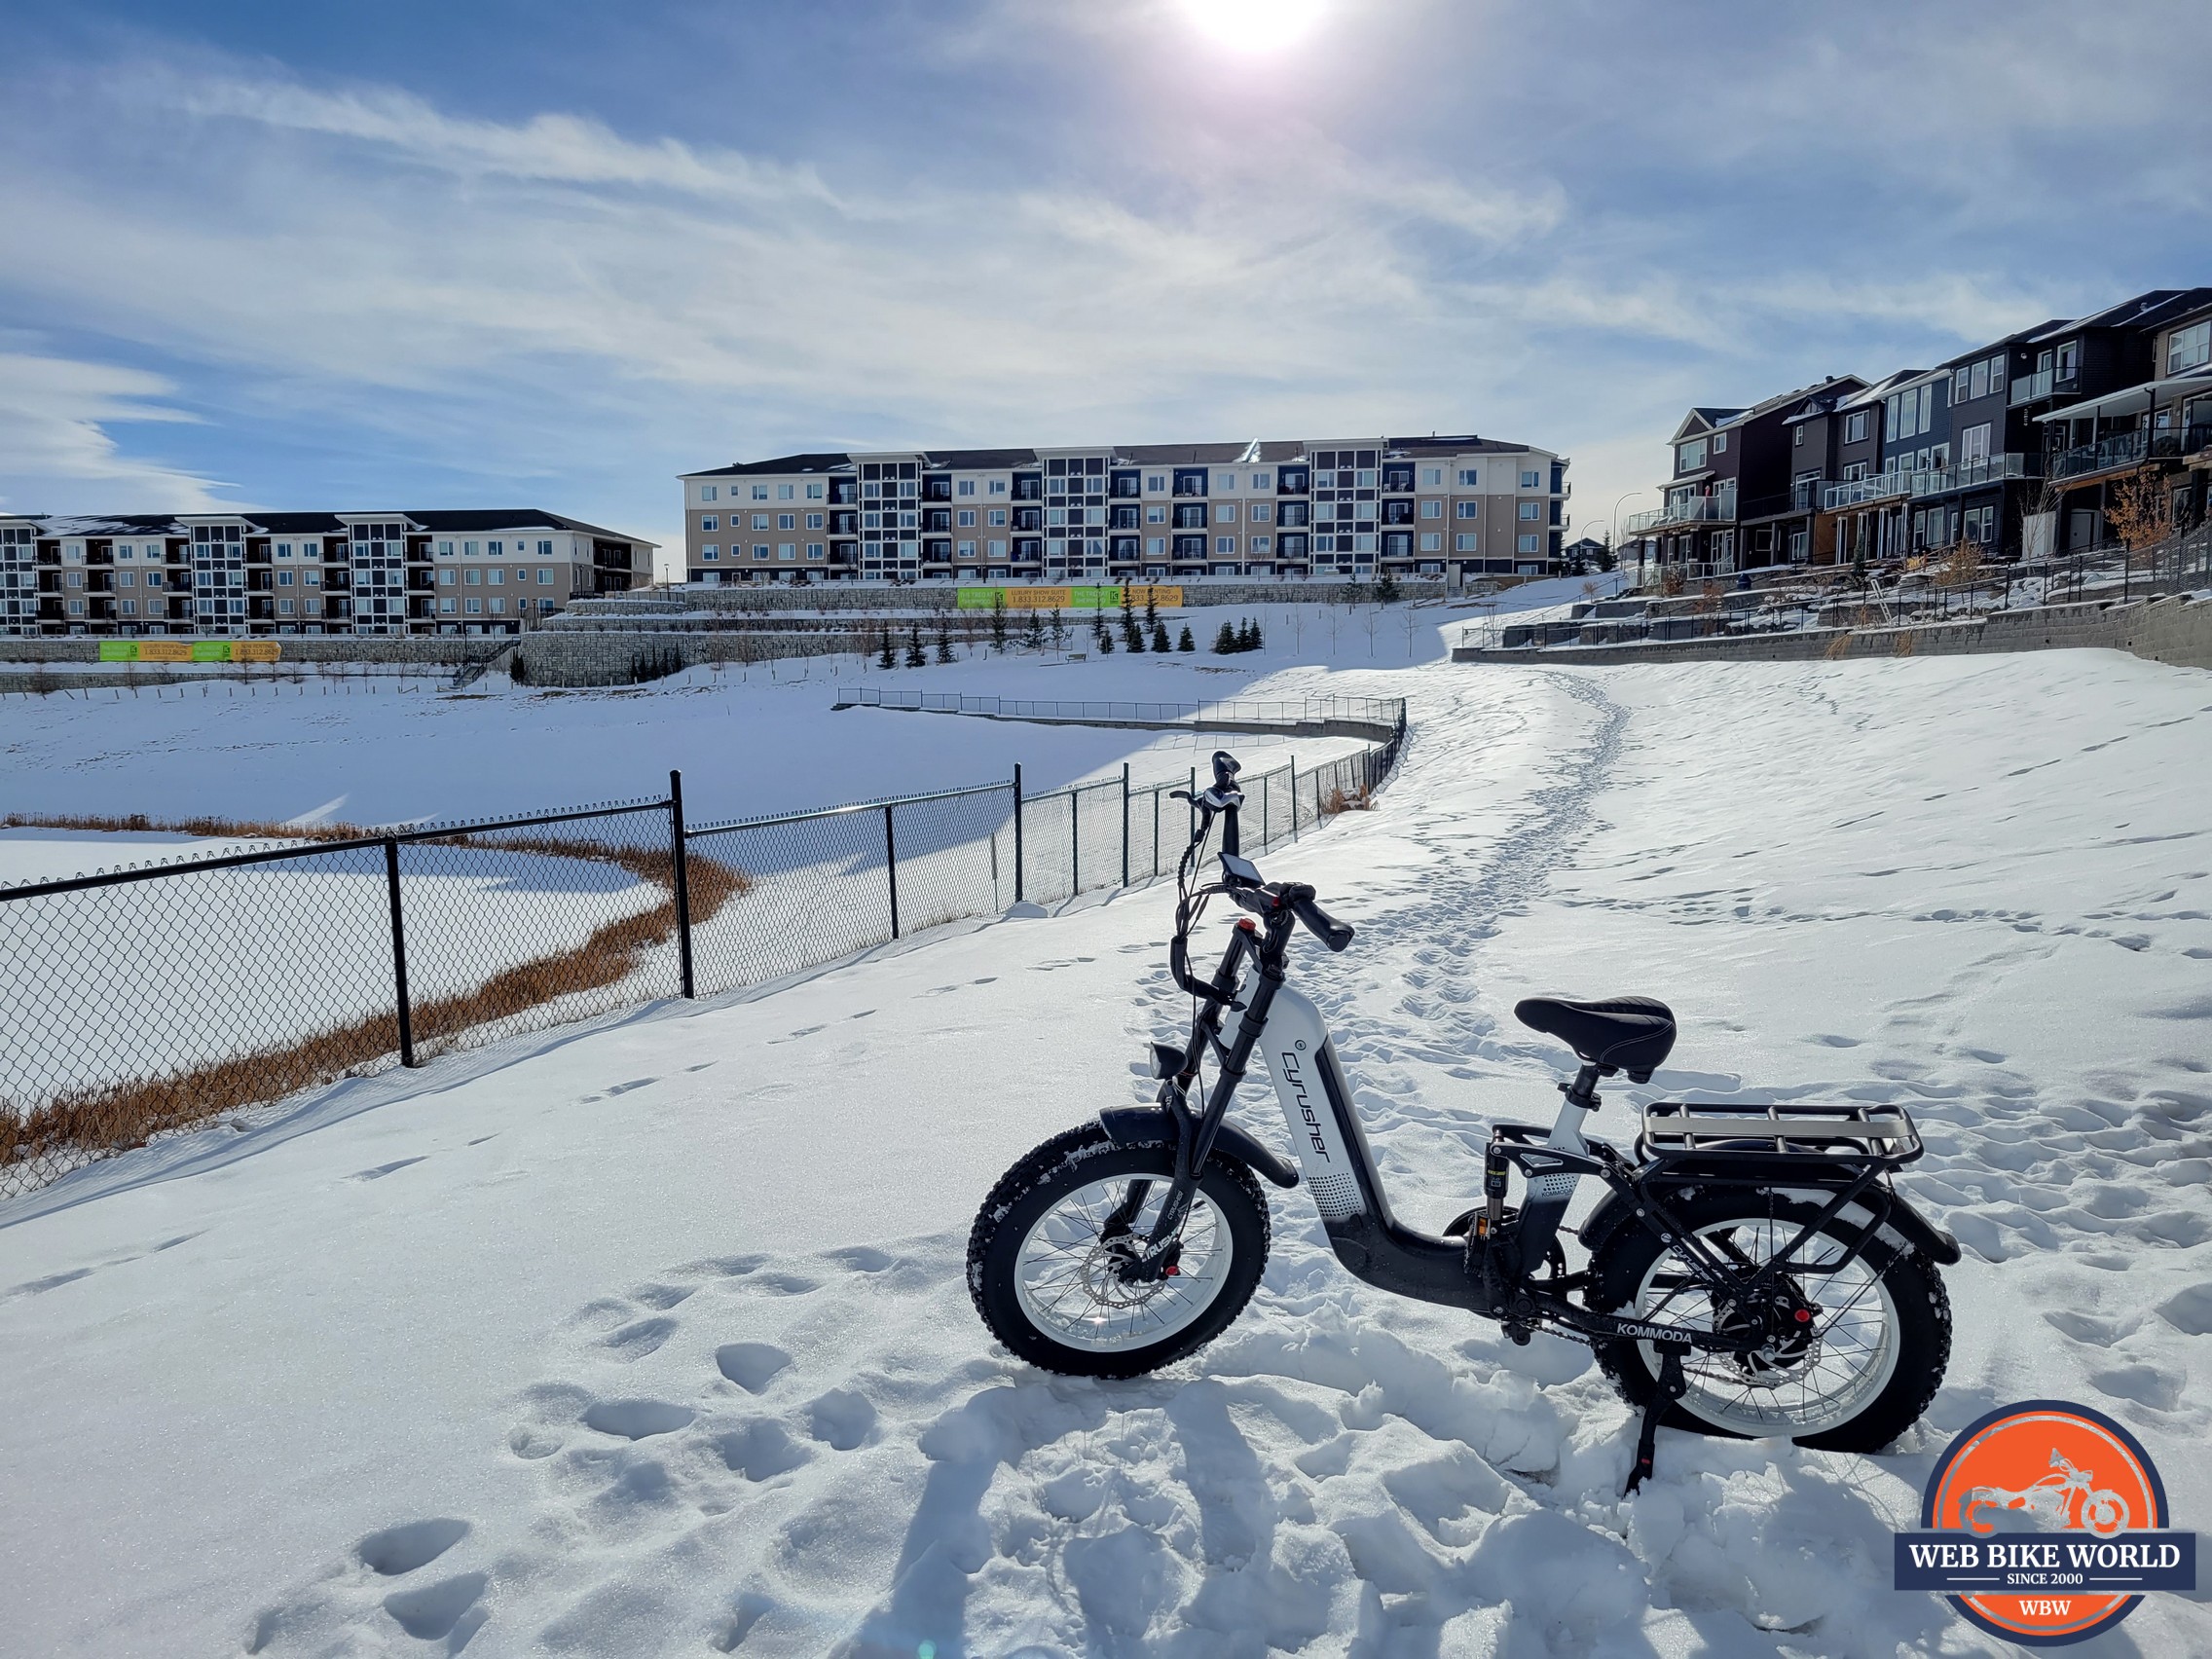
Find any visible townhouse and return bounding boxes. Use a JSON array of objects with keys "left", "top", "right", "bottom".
[
  {"left": 0, "top": 509, "right": 654, "bottom": 638},
  {"left": 678, "top": 434, "right": 1569, "bottom": 586},
  {"left": 1626, "top": 287, "right": 2212, "bottom": 576}
]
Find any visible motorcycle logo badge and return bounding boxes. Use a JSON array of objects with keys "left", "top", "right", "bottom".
[{"left": 1894, "top": 1399, "right": 2196, "bottom": 1645}]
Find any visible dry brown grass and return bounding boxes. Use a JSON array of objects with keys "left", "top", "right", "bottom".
[
  {"left": 1823, "top": 631, "right": 1855, "bottom": 661},
  {"left": 1323, "top": 785, "right": 1374, "bottom": 814},
  {"left": 1, "top": 810, "right": 749, "bottom": 1189}
]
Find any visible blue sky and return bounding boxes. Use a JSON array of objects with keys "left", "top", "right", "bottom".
[{"left": 2, "top": 0, "right": 2207, "bottom": 568}]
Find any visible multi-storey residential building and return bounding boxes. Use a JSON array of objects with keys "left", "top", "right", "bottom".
[
  {"left": 1627, "top": 287, "right": 2212, "bottom": 576},
  {"left": 679, "top": 434, "right": 1568, "bottom": 585},
  {"left": 0, "top": 509, "right": 654, "bottom": 638}
]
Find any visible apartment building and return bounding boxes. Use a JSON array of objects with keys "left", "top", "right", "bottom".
[
  {"left": 678, "top": 435, "right": 1568, "bottom": 586},
  {"left": 0, "top": 509, "right": 654, "bottom": 638},
  {"left": 1626, "top": 286, "right": 2212, "bottom": 575}
]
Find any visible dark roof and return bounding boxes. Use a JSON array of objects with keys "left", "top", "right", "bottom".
[
  {"left": 1384, "top": 434, "right": 1536, "bottom": 455},
  {"left": 924, "top": 448, "right": 1037, "bottom": 470},
  {"left": 685, "top": 452, "right": 856, "bottom": 477},
  {"left": 689, "top": 430, "right": 1563, "bottom": 476},
  {"left": 1118, "top": 442, "right": 1254, "bottom": 464},
  {"left": 1935, "top": 317, "right": 2070, "bottom": 371},
  {"left": 11, "top": 508, "right": 647, "bottom": 544}
]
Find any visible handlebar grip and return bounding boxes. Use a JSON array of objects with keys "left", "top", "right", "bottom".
[{"left": 1290, "top": 894, "right": 1354, "bottom": 952}]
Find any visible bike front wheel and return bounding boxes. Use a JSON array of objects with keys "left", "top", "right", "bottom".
[
  {"left": 1587, "top": 1189, "right": 1951, "bottom": 1452},
  {"left": 967, "top": 1124, "right": 1271, "bottom": 1379}
]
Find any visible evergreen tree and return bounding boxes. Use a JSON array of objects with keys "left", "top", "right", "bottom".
[
  {"left": 1144, "top": 592, "right": 1160, "bottom": 630},
  {"left": 990, "top": 592, "right": 1009, "bottom": 651},
  {"left": 1235, "top": 617, "right": 1256, "bottom": 651},
  {"left": 1049, "top": 609, "right": 1067, "bottom": 648},
  {"left": 1376, "top": 569, "right": 1401, "bottom": 605},
  {"left": 878, "top": 627, "right": 896, "bottom": 671},
  {"left": 936, "top": 621, "right": 955, "bottom": 665},
  {"left": 1151, "top": 619, "right": 1171, "bottom": 652},
  {"left": 1094, "top": 616, "right": 1115, "bottom": 654},
  {"left": 1213, "top": 619, "right": 1237, "bottom": 654},
  {"left": 904, "top": 623, "right": 926, "bottom": 668},
  {"left": 1121, "top": 599, "right": 1143, "bottom": 652},
  {"left": 1178, "top": 623, "right": 1196, "bottom": 652},
  {"left": 1022, "top": 608, "right": 1045, "bottom": 651},
  {"left": 1249, "top": 616, "right": 1265, "bottom": 650}
]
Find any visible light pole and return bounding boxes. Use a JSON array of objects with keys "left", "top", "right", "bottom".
[{"left": 1609, "top": 489, "right": 1654, "bottom": 590}]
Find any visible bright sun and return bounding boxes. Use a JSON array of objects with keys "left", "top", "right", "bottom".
[{"left": 1180, "top": 0, "right": 1328, "bottom": 53}]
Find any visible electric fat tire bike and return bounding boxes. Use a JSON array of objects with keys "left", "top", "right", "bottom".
[{"left": 968, "top": 752, "right": 1960, "bottom": 1489}]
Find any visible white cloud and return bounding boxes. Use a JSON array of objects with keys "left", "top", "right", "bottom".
[{"left": 0, "top": 352, "right": 234, "bottom": 514}]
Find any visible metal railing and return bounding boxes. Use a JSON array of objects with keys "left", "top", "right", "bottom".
[
  {"left": 1, "top": 707, "right": 1407, "bottom": 1201},
  {"left": 833, "top": 687, "right": 1407, "bottom": 734},
  {"left": 1626, "top": 484, "right": 1738, "bottom": 535}
]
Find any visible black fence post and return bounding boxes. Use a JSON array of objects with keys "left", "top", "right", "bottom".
[
  {"left": 885, "top": 802, "right": 901, "bottom": 939},
  {"left": 1188, "top": 765, "right": 1197, "bottom": 843},
  {"left": 1072, "top": 788, "right": 1081, "bottom": 893},
  {"left": 1012, "top": 764, "right": 1024, "bottom": 903},
  {"left": 383, "top": 836, "right": 418, "bottom": 1068},
  {"left": 669, "top": 768, "right": 695, "bottom": 999},
  {"left": 1290, "top": 754, "right": 1298, "bottom": 839},
  {"left": 1121, "top": 762, "right": 1130, "bottom": 887}
]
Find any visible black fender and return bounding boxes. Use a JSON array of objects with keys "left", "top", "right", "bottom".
[
  {"left": 1098, "top": 1105, "right": 1300, "bottom": 1189},
  {"left": 1578, "top": 1175, "right": 1962, "bottom": 1267}
]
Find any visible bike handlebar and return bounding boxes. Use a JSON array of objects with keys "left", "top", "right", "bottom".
[{"left": 1286, "top": 888, "right": 1355, "bottom": 953}]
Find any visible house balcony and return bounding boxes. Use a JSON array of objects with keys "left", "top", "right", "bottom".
[
  {"left": 1625, "top": 482, "right": 1737, "bottom": 533},
  {"left": 2047, "top": 425, "right": 2212, "bottom": 483}
]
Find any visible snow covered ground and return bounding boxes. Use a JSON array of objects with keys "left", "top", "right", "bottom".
[
  {"left": 0, "top": 626, "right": 1414, "bottom": 842},
  {"left": 5, "top": 626, "right": 2205, "bottom": 1657}
]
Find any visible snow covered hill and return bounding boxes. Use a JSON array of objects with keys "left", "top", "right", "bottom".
[{"left": 3, "top": 645, "right": 2208, "bottom": 1657}]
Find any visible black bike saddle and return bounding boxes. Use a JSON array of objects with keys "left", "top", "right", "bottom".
[{"left": 1514, "top": 995, "right": 1677, "bottom": 1082}]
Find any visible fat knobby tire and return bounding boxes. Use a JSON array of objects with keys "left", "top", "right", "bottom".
[
  {"left": 1586, "top": 1188, "right": 1953, "bottom": 1453},
  {"left": 967, "top": 1124, "right": 1271, "bottom": 1380}
]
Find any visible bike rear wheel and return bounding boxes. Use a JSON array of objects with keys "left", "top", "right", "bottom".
[
  {"left": 1587, "top": 1189, "right": 1951, "bottom": 1452},
  {"left": 967, "top": 1124, "right": 1271, "bottom": 1380}
]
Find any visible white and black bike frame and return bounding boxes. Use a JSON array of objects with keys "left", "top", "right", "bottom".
[{"left": 1096, "top": 772, "right": 1960, "bottom": 1363}]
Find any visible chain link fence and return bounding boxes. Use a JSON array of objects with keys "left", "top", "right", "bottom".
[{"left": 2, "top": 705, "right": 1405, "bottom": 1199}]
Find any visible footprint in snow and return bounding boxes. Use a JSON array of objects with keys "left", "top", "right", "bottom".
[
  {"left": 604, "top": 1077, "right": 656, "bottom": 1095},
  {"left": 350, "top": 1157, "right": 426, "bottom": 1181},
  {"left": 716, "top": 1342, "right": 793, "bottom": 1393},
  {"left": 582, "top": 1398, "right": 694, "bottom": 1440},
  {"left": 357, "top": 1517, "right": 470, "bottom": 1576},
  {"left": 603, "top": 1316, "right": 678, "bottom": 1361}
]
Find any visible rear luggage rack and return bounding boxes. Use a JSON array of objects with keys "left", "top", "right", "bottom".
[{"left": 1641, "top": 1100, "right": 1924, "bottom": 1166}]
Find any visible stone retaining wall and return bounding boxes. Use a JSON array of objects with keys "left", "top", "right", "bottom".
[
  {"left": 0, "top": 636, "right": 490, "bottom": 666},
  {"left": 1452, "top": 595, "right": 2212, "bottom": 672}
]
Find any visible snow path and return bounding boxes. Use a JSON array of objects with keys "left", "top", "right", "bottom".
[{"left": 3, "top": 650, "right": 2209, "bottom": 1657}]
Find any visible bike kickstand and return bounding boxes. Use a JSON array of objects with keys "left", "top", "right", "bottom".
[{"left": 1623, "top": 1345, "right": 1689, "bottom": 1497}]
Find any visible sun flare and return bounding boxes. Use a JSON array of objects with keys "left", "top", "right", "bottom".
[{"left": 1180, "top": 0, "right": 1329, "bottom": 54}]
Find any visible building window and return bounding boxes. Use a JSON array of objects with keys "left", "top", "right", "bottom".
[
  {"left": 1419, "top": 499, "right": 1442, "bottom": 519},
  {"left": 700, "top": 516, "right": 718, "bottom": 532},
  {"left": 776, "top": 484, "right": 794, "bottom": 500},
  {"left": 1146, "top": 536, "right": 1165, "bottom": 556},
  {"left": 1419, "top": 533, "right": 1441, "bottom": 552},
  {"left": 956, "top": 479, "right": 976, "bottom": 497},
  {"left": 2170, "top": 320, "right": 2212, "bottom": 375},
  {"left": 1145, "top": 474, "right": 1166, "bottom": 493},
  {"left": 1456, "top": 533, "right": 1479, "bottom": 552},
  {"left": 778, "top": 543, "right": 796, "bottom": 561},
  {"left": 777, "top": 514, "right": 794, "bottom": 531},
  {"left": 538, "top": 568, "right": 553, "bottom": 583},
  {"left": 1215, "top": 536, "right": 1235, "bottom": 555},
  {"left": 754, "top": 545, "right": 770, "bottom": 561},
  {"left": 1707, "top": 437, "right": 1724, "bottom": 459},
  {"left": 957, "top": 509, "right": 977, "bottom": 528},
  {"left": 701, "top": 545, "right": 719, "bottom": 561},
  {"left": 805, "top": 483, "right": 824, "bottom": 499},
  {"left": 1518, "top": 501, "right": 1542, "bottom": 520},
  {"left": 987, "top": 508, "right": 1007, "bottom": 527},
  {"left": 1517, "top": 533, "right": 1540, "bottom": 554},
  {"left": 752, "top": 485, "right": 769, "bottom": 500},
  {"left": 276, "top": 570, "right": 292, "bottom": 586},
  {"left": 464, "top": 597, "right": 482, "bottom": 614},
  {"left": 1456, "top": 500, "right": 1480, "bottom": 519},
  {"left": 1844, "top": 411, "right": 1868, "bottom": 443},
  {"left": 1215, "top": 503, "right": 1236, "bottom": 523},
  {"left": 1456, "top": 468, "right": 1479, "bottom": 486},
  {"left": 463, "top": 540, "right": 479, "bottom": 555},
  {"left": 701, "top": 485, "right": 718, "bottom": 501},
  {"left": 807, "top": 543, "right": 824, "bottom": 560},
  {"left": 1676, "top": 440, "right": 1706, "bottom": 472}
]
